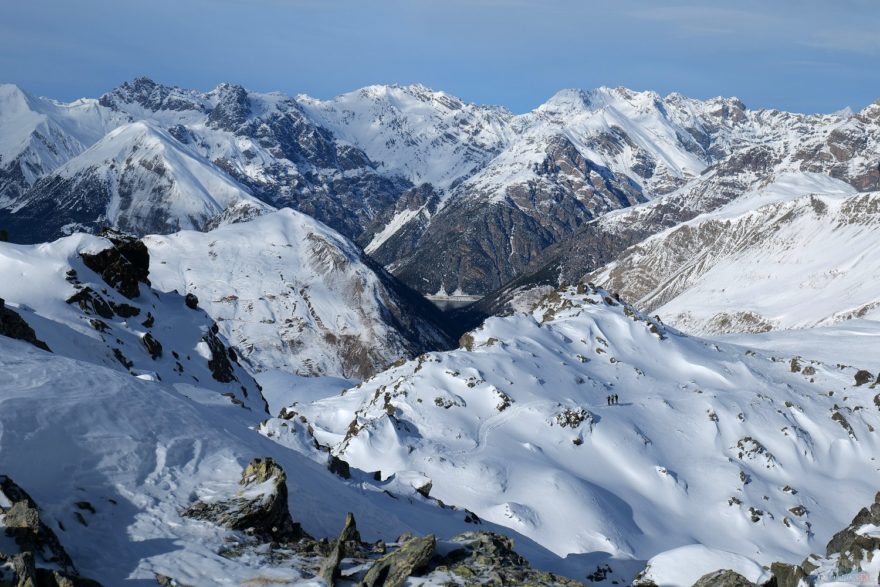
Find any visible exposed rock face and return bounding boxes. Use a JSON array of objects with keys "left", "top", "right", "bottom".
[
  {"left": 825, "top": 491, "right": 880, "bottom": 573},
  {"left": 0, "top": 299, "right": 50, "bottom": 352},
  {"left": 182, "top": 458, "right": 301, "bottom": 541},
  {"left": 202, "top": 326, "right": 236, "bottom": 384},
  {"left": 768, "top": 562, "right": 808, "bottom": 587},
  {"left": 0, "top": 475, "right": 102, "bottom": 586},
  {"left": 318, "top": 512, "right": 362, "bottom": 586},
  {"left": 80, "top": 233, "right": 150, "bottom": 300}
]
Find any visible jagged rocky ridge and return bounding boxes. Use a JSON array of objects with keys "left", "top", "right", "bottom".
[{"left": 167, "top": 457, "right": 583, "bottom": 586}]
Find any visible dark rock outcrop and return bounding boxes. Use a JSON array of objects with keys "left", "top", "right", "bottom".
[
  {"left": 768, "top": 562, "right": 808, "bottom": 587},
  {"left": 80, "top": 234, "right": 150, "bottom": 300},
  {"left": 824, "top": 491, "right": 880, "bottom": 574},
  {"left": 0, "top": 299, "right": 50, "bottom": 351},
  {"left": 184, "top": 293, "right": 199, "bottom": 310},
  {"left": 141, "top": 333, "right": 162, "bottom": 359},
  {"left": 202, "top": 327, "right": 237, "bottom": 384},
  {"left": 427, "top": 531, "right": 582, "bottom": 586},
  {"left": 65, "top": 288, "right": 114, "bottom": 320},
  {"left": 854, "top": 369, "right": 873, "bottom": 386},
  {"left": 0, "top": 475, "right": 102, "bottom": 586}
]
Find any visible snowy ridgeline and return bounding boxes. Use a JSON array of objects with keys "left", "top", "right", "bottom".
[
  {"left": 592, "top": 173, "right": 880, "bottom": 336},
  {"left": 284, "top": 285, "right": 880, "bottom": 584}
]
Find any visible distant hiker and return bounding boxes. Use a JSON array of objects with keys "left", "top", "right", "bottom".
[{"left": 606, "top": 395, "right": 611, "bottom": 406}]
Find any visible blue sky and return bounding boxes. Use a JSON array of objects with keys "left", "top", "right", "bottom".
[{"left": 2, "top": 0, "right": 878, "bottom": 113}]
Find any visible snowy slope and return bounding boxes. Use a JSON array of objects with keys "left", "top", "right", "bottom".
[
  {"left": 0, "top": 335, "right": 586, "bottom": 585},
  {"left": 299, "top": 83, "right": 514, "bottom": 190},
  {"left": 4, "top": 121, "right": 272, "bottom": 243},
  {"left": 291, "top": 285, "right": 880, "bottom": 580},
  {"left": 0, "top": 233, "right": 263, "bottom": 410},
  {"left": 592, "top": 173, "right": 880, "bottom": 335},
  {"left": 145, "top": 209, "right": 452, "bottom": 382}
]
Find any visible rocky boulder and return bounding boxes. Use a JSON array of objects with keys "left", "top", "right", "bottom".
[
  {"left": 691, "top": 569, "right": 755, "bottom": 587},
  {"left": 182, "top": 458, "right": 302, "bottom": 541},
  {"left": 360, "top": 534, "right": 436, "bottom": 587}
]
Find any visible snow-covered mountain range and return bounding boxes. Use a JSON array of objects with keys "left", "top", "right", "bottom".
[
  {"left": 4, "top": 79, "right": 877, "bottom": 297},
  {"left": 4, "top": 75, "right": 880, "bottom": 587}
]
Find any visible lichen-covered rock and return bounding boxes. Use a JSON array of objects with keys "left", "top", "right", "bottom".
[
  {"left": 769, "top": 562, "right": 808, "bottom": 587},
  {"left": 360, "top": 534, "right": 436, "bottom": 587},
  {"left": 182, "top": 458, "right": 301, "bottom": 541},
  {"left": 691, "top": 569, "right": 754, "bottom": 587},
  {"left": 825, "top": 491, "right": 880, "bottom": 574},
  {"left": 424, "top": 532, "right": 583, "bottom": 586},
  {"left": 0, "top": 299, "right": 50, "bottom": 352},
  {"left": 319, "top": 512, "right": 362, "bottom": 586}
]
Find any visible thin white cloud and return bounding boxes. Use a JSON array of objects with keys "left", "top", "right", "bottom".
[
  {"left": 804, "top": 30, "right": 880, "bottom": 55},
  {"left": 628, "top": 5, "right": 777, "bottom": 36}
]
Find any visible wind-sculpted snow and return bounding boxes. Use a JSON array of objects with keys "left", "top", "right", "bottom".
[
  {"left": 0, "top": 335, "right": 597, "bottom": 584},
  {"left": 145, "top": 209, "right": 452, "bottom": 382},
  {"left": 592, "top": 174, "right": 880, "bottom": 335},
  {"left": 292, "top": 285, "right": 880, "bottom": 577}
]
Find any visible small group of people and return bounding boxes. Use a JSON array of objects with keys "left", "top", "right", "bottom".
[{"left": 606, "top": 394, "right": 619, "bottom": 406}]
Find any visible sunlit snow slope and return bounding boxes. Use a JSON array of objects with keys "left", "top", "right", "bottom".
[
  {"left": 293, "top": 285, "right": 880, "bottom": 573},
  {"left": 593, "top": 173, "right": 880, "bottom": 335},
  {"left": 145, "top": 209, "right": 451, "bottom": 381}
]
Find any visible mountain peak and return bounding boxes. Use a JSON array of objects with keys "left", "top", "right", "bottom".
[{"left": 99, "top": 77, "right": 206, "bottom": 113}]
